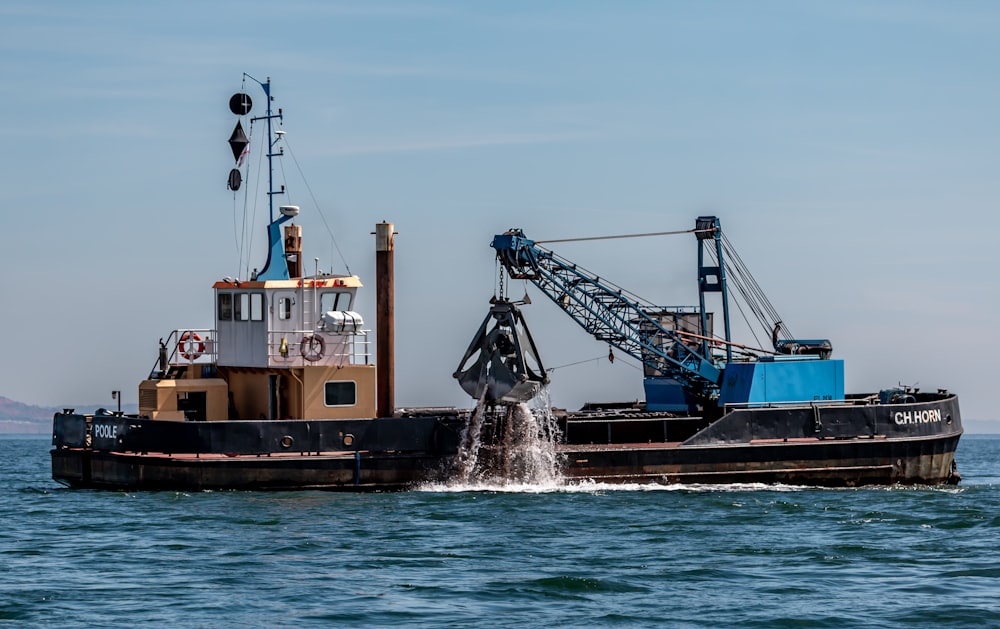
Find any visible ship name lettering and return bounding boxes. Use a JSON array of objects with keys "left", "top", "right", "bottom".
[
  {"left": 93, "top": 423, "right": 118, "bottom": 439},
  {"left": 893, "top": 409, "right": 942, "bottom": 426}
]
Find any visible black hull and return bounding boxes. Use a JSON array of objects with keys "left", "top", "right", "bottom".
[
  {"left": 50, "top": 415, "right": 465, "bottom": 491},
  {"left": 51, "top": 394, "right": 963, "bottom": 490},
  {"left": 50, "top": 449, "right": 441, "bottom": 491},
  {"left": 560, "top": 435, "right": 961, "bottom": 487}
]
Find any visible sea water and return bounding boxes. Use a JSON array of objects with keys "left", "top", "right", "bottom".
[{"left": 2, "top": 434, "right": 999, "bottom": 627}]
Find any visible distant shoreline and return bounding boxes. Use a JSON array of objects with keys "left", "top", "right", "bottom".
[{"left": 0, "top": 423, "right": 48, "bottom": 435}]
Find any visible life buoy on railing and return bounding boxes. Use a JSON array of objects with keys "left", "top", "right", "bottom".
[
  {"left": 300, "top": 334, "right": 325, "bottom": 362},
  {"left": 178, "top": 331, "right": 205, "bottom": 361}
]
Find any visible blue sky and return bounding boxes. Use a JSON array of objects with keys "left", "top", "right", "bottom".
[{"left": 1, "top": 1, "right": 998, "bottom": 425}]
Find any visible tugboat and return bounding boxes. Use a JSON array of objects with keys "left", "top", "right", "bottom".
[
  {"left": 51, "top": 76, "right": 464, "bottom": 490},
  {"left": 51, "top": 77, "right": 962, "bottom": 490}
]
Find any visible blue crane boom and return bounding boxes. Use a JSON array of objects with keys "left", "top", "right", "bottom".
[{"left": 491, "top": 217, "right": 732, "bottom": 408}]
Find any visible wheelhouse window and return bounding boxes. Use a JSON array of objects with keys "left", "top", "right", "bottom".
[
  {"left": 319, "top": 291, "right": 352, "bottom": 313},
  {"left": 324, "top": 381, "right": 356, "bottom": 407},
  {"left": 235, "top": 293, "right": 248, "bottom": 321},
  {"left": 278, "top": 297, "right": 293, "bottom": 320},
  {"left": 233, "top": 292, "right": 265, "bottom": 322},
  {"left": 218, "top": 293, "right": 233, "bottom": 321},
  {"left": 250, "top": 293, "right": 263, "bottom": 321}
]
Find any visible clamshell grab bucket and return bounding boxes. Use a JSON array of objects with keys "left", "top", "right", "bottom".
[{"left": 454, "top": 300, "right": 549, "bottom": 404}]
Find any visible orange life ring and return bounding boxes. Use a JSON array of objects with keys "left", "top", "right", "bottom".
[
  {"left": 178, "top": 331, "right": 205, "bottom": 360},
  {"left": 300, "top": 335, "right": 325, "bottom": 362}
]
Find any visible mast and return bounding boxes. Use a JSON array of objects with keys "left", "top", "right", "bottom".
[
  {"left": 247, "top": 75, "right": 284, "bottom": 222},
  {"left": 696, "top": 216, "right": 732, "bottom": 363},
  {"left": 233, "top": 75, "right": 294, "bottom": 281}
]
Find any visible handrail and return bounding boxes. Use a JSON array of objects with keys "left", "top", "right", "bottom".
[
  {"left": 723, "top": 398, "right": 848, "bottom": 412},
  {"left": 148, "top": 328, "right": 218, "bottom": 378},
  {"left": 266, "top": 329, "right": 371, "bottom": 367},
  {"left": 147, "top": 326, "right": 372, "bottom": 377}
]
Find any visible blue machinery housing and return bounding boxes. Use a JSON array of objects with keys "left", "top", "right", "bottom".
[{"left": 718, "top": 358, "right": 844, "bottom": 407}]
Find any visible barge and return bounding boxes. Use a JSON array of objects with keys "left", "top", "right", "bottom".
[{"left": 51, "top": 77, "right": 962, "bottom": 490}]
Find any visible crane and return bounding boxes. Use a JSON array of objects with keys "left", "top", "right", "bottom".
[
  {"left": 484, "top": 216, "right": 732, "bottom": 412},
  {"left": 455, "top": 215, "right": 835, "bottom": 414}
]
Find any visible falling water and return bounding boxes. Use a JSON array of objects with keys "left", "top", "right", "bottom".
[
  {"left": 449, "top": 386, "right": 563, "bottom": 488},
  {"left": 453, "top": 390, "right": 488, "bottom": 484},
  {"left": 500, "top": 391, "right": 562, "bottom": 485}
]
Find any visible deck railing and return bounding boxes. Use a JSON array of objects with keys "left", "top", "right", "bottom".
[
  {"left": 148, "top": 328, "right": 218, "bottom": 377},
  {"left": 722, "top": 398, "right": 854, "bottom": 412},
  {"left": 265, "top": 329, "right": 372, "bottom": 367},
  {"left": 148, "top": 326, "right": 372, "bottom": 376}
]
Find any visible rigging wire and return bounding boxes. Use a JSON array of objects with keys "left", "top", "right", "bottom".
[
  {"left": 246, "top": 118, "right": 265, "bottom": 280},
  {"left": 702, "top": 231, "right": 792, "bottom": 347},
  {"left": 238, "top": 120, "right": 255, "bottom": 279},
  {"left": 546, "top": 353, "right": 642, "bottom": 373},
  {"left": 543, "top": 247, "right": 659, "bottom": 308},
  {"left": 237, "top": 163, "right": 252, "bottom": 280},
  {"left": 516, "top": 223, "right": 795, "bottom": 358},
  {"left": 721, "top": 234, "right": 786, "bottom": 336},
  {"left": 240, "top": 77, "right": 261, "bottom": 280},
  {"left": 546, "top": 355, "right": 608, "bottom": 372},
  {"left": 230, "top": 87, "right": 353, "bottom": 279},
  {"left": 724, "top": 236, "right": 781, "bottom": 328},
  {"left": 536, "top": 227, "right": 701, "bottom": 244},
  {"left": 528, "top": 227, "right": 713, "bottom": 312},
  {"left": 234, "top": 76, "right": 248, "bottom": 279},
  {"left": 231, "top": 76, "right": 247, "bottom": 278},
  {"left": 282, "top": 136, "right": 353, "bottom": 276},
  {"left": 232, "top": 178, "right": 242, "bottom": 276},
  {"left": 725, "top": 280, "right": 767, "bottom": 349}
]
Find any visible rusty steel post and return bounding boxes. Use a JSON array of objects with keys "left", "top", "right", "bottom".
[
  {"left": 375, "top": 222, "right": 395, "bottom": 418},
  {"left": 283, "top": 224, "right": 302, "bottom": 278}
]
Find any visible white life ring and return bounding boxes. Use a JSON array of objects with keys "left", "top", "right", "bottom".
[
  {"left": 178, "top": 331, "right": 205, "bottom": 360},
  {"left": 300, "top": 335, "right": 325, "bottom": 362}
]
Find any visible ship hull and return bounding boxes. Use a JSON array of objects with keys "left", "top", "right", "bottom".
[
  {"left": 560, "top": 435, "right": 961, "bottom": 487},
  {"left": 50, "top": 415, "right": 465, "bottom": 491},
  {"left": 558, "top": 392, "right": 963, "bottom": 487},
  {"left": 51, "top": 394, "right": 963, "bottom": 490}
]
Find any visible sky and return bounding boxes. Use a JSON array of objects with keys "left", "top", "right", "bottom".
[{"left": 1, "top": 1, "right": 998, "bottom": 426}]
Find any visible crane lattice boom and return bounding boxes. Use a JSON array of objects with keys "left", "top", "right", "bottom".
[{"left": 492, "top": 228, "right": 722, "bottom": 401}]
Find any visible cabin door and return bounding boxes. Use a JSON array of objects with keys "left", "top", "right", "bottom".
[{"left": 271, "top": 291, "right": 300, "bottom": 364}]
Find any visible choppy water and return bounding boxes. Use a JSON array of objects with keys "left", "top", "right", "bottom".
[{"left": 2, "top": 434, "right": 999, "bottom": 627}]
